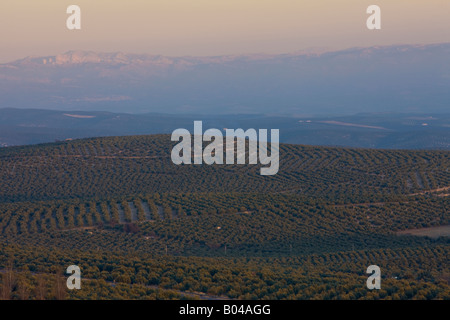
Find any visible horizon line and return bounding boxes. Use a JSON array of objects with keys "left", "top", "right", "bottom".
[{"left": 3, "top": 42, "right": 450, "bottom": 65}]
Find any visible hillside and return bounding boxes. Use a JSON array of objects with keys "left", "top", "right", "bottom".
[
  {"left": 0, "top": 135, "right": 448, "bottom": 300},
  {"left": 0, "top": 134, "right": 449, "bottom": 203}
]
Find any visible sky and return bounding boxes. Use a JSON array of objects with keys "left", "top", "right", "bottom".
[{"left": 1, "top": 0, "right": 449, "bottom": 63}]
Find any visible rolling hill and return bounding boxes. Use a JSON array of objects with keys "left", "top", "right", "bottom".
[{"left": 0, "top": 135, "right": 448, "bottom": 299}]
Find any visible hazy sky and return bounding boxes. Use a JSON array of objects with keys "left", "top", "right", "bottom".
[{"left": 1, "top": 0, "right": 449, "bottom": 63}]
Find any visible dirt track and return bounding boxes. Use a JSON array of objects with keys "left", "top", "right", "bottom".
[{"left": 396, "top": 225, "right": 450, "bottom": 239}]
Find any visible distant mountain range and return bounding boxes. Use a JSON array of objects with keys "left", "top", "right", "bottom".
[
  {"left": 1, "top": 43, "right": 449, "bottom": 114},
  {"left": 0, "top": 108, "right": 448, "bottom": 150}
]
